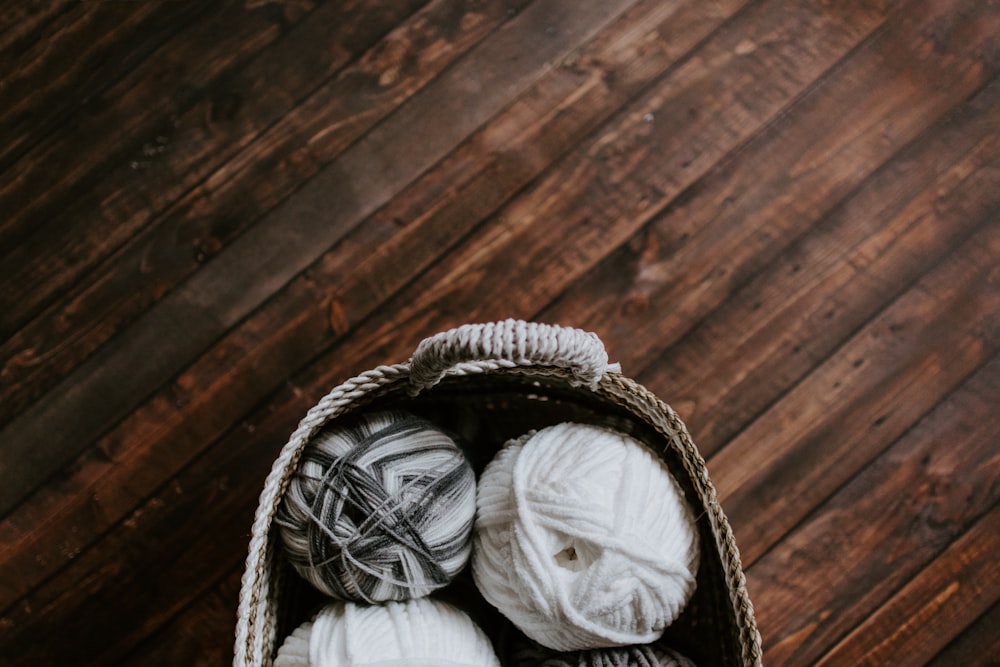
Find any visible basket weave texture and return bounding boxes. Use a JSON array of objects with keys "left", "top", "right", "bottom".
[{"left": 234, "top": 320, "right": 762, "bottom": 666}]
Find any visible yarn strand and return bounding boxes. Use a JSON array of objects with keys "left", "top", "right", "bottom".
[
  {"left": 473, "top": 422, "right": 700, "bottom": 651},
  {"left": 277, "top": 411, "right": 476, "bottom": 602}
]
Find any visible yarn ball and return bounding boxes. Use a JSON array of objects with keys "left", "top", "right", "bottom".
[
  {"left": 510, "top": 636, "right": 697, "bottom": 667},
  {"left": 276, "top": 410, "right": 476, "bottom": 602},
  {"left": 473, "top": 422, "right": 700, "bottom": 651},
  {"left": 273, "top": 597, "right": 502, "bottom": 667}
]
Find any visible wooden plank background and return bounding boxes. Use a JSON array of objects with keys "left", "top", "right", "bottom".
[{"left": 1, "top": 0, "right": 997, "bottom": 664}]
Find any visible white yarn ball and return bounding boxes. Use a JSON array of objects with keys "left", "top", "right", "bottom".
[
  {"left": 273, "top": 597, "right": 501, "bottom": 667},
  {"left": 473, "top": 422, "right": 700, "bottom": 651}
]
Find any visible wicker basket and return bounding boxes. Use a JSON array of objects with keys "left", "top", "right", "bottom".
[{"left": 234, "top": 320, "right": 762, "bottom": 666}]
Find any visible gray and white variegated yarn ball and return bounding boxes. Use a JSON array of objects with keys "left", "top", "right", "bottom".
[
  {"left": 473, "top": 422, "right": 700, "bottom": 651},
  {"left": 273, "top": 597, "right": 501, "bottom": 667},
  {"left": 277, "top": 410, "right": 476, "bottom": 602},
  {"left": 510, "top": 636, "right": 697, "bottom": 667}
]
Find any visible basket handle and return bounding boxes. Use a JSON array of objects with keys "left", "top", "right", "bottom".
[{"left": 408, "top": 319, "right": 619, "bottom": 394}]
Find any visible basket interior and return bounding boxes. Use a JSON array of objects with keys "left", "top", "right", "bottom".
[{"left": 268, "top": 372, "right": 744, "bottom": 666}]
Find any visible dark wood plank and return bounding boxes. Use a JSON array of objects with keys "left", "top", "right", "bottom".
[
  {"left": 711, "top": 217, "right": 999, "bottom": 566},
  {"left": 536, "top": 1, "right": 998, "bottom": 393},
  {"left": 317, "top": 0, "right": 752, "bottom": 332},
  {"left": 0, "top": 0, "right": 324, "bottom": 197},
  {"left": 0, "top": 0, "right": 639, "bottom": 516},
  {"left": 748, "top": 354, "right": 1000, "bottom": 664},
  {"left": 121, "top": 571, "right": 243, "bottom": 667},
  {"left": 0, "top": 0, "right": 491, "bottom": 421},
  {"left": 928, "top": 602, "right": 1000, "bottom": 667},
  {"left": 0, "top": 0, "right": 210, "bottom": 179},
  {"left": 0, "top": 0, "right": 508, "bottom": 424},
  {"left": 814, "top": 502, "right": 1000, "bottom": 666},
  {"left": 323, "top": 0, "right": 900, "bottom": 363},
  {"left": 0, "top": 0, "right": 74, "bottom": 57},
  {"left": 0, "top": 0, "right": 402, "bottom": 336},
  {"left": 0, "top": 0, "right": 906, "bottom": 659},
  {"left": 0, "top": 0, "right": 748, "bottom": 610},
  {"left": 633, "top": 84, "right": 999, "bottom": 456}
]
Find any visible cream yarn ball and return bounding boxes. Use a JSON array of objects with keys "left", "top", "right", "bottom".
[
  {"left": 473, "top": 422, "right": 700, "bottom": 651},
  {"left": 272, "top": 598, "right": 501, "bottom": 667},
  {"left": 276, "top": 411, "right": 476, "bottom": 602}
]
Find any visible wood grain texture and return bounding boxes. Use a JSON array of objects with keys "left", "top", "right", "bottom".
[
  {"left": 0, "top": 0, "right": 645, "bottom": 517},
  {"left": 0, "top": 0, "right": 465, "bottom": 428},
  {"left": 540, "top": 0, "right": 997, "bottom": 389},
  {"left": 0, "top": 0, "right": 748, "bottom": 610},
  {"left": 0, "top": 0, "right": 421, "bottom": 353},
  {"left": 0, "top": 0, "right": 203, "bottom": 172},
  {"left": 753, "top": 355, "right": 1000, "bottom": 664},
  {"left": 0, "top": 1, "right": 74, "bottom": 58},
  {"left": 815, "top": 501, "right": 1000, "bottom": 666},
  {"left": 928, "top": 602, "right": 1000, "bottom": 667},
  {"left": 713, "top": 216, "right": 999, "bottom": 565},
  {"left": 2, "top": 0, "right": 997, "bottom": 664}
]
